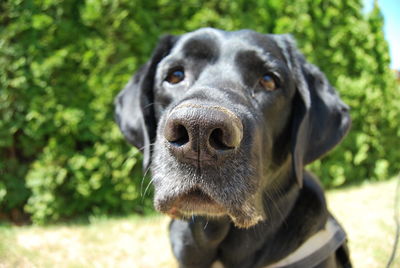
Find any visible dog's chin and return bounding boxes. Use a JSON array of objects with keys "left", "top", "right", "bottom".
[{"left": 154, "top": 188, "right": 264, "bottom": 229}]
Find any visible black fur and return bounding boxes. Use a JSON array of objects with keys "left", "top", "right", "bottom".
[{"left": 115, "top": 28, "right": 352, "bottom": 268}]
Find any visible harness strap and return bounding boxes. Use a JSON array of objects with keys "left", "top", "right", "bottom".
[{"left": 265, "top": 217, "right": 347, "bottom": 268}]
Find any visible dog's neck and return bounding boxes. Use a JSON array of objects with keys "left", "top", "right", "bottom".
[
  {"left": 216, "top": 171, "right": 329, "bottom": 267},
  {"left": 255, "top": 156, "right": 301, "bottom": 229},
  {"left": 262, "top": 164, "right": 301, "bottom": 227}
]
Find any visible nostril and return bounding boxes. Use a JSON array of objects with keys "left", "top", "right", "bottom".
[
  {"left": 172, "top": 124, "right": 189, "bottom": 146},
  {"left": 165, "top": 123, "right": 189, "bottom": 147},
  {"left": 209, "top": 128, "right": 234, "bottom": 151}
]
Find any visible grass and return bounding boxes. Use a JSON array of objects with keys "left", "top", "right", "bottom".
[
  {"left": 0, "top": 178, "right": 399, "bottom": 268},
  {"left": 326, "top": 178, "right": 400, "bottom": 267}
]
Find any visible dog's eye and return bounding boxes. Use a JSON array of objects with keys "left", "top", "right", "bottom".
[
  {"left": 260, "top": 74, "right": 278, "bottom": 91},
  {"left": 166, "top": 69, "right": 185, "bottom": 84}
]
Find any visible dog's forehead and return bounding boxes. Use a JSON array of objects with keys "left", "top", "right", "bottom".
[{"left": 171, "top": 28, "right": 284, "bottom": 60}]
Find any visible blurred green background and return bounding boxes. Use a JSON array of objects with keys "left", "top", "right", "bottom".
[{"left": 1, "top": 0, "right": 399, "bottom": 225}]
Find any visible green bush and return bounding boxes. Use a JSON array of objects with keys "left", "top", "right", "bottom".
[
  {"left": 0, "top": 0, "right": 399, "bottom": 223},
  {"left": 310, "top": 74, "right": 400, "bottom": 187}
]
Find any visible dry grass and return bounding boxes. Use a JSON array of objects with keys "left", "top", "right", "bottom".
[
  {"left": 0, "top": 178, "right": 399, "bottom": 268},
  {"left": 327, "top": 178, "right": 399, "bottom": 267},
  {"left": 0, "top": 216, "right": 175, "bottom": 268}
]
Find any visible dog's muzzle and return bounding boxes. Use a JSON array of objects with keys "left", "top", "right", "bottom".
[{"left": 152, "top": 103, "right": 264, "bottom": 228}]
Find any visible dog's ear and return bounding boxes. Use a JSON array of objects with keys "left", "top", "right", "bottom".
[
  {"left": 276, "top": 35, "right": 351, "bottom": 187},
  {"left": 115, "top": 35, "right": 178, "bottom": 170}
]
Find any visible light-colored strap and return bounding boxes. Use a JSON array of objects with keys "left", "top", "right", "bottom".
[{"left": 265, "top": 217, "right": 346, "bottom": 268}]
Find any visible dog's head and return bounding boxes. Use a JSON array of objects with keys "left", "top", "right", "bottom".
[{"left": 115, "top": 28, "right": 350, "bottom": 228}]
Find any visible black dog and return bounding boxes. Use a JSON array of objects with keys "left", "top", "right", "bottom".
[{"left": 115, "top": 28, "right": 352, "bottom": 268}]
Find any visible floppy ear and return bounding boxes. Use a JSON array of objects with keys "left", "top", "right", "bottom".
[
  {"left": 276, "top": 35, "right": 351, "bottom": 187},
  {"left": 115, "top": 35, "right": 178, "bottom": 170}
]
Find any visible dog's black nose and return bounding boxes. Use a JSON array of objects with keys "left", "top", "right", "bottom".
[{"left": 164, "top": 104, "right": 243, "bottom": 162}]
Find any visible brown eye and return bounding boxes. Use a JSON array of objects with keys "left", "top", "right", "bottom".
[
  {"left": 166, "top": 69, "right": 185, "bottom": 84},
  {"left": 260, "top": 74, "right": 278, "bottom": 91}
]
